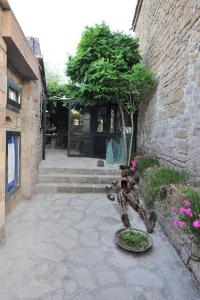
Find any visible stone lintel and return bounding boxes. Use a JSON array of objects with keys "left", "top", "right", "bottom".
[
  {"left": 0, "top": 0, "right": 10, "bottom": 10},
  {"left": 2, "top": 10, "right": 39, "bottom": 80}
]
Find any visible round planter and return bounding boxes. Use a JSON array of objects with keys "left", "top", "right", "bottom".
[{"left": 115, "top": 228, "right": 153, "bottom": 253}]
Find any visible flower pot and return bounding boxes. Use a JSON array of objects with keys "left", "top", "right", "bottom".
[{"left": 115, "top": 228, "right": 153, "bottom": 253}]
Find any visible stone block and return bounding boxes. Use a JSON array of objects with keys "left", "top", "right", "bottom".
[
  {"left": 188, "top": 259, "right": 200, "bottom": 284},
  {"left": 191, "top": 242, "right": 200, "bottom": 261},
  {"left": 192, "top": 127, "right": 200, "bottom": 137},
  {"left": 0, "top": 225, "right": 5, "bottom": 245},
  {"left": 0, "top": 70, "right": 7, "bottom": 94},
  {"left": 175, "top": 130, "right": 188, "bottom": 139},
  {"left": 0, "top": 201, "right": 5, "bottom": 228}
]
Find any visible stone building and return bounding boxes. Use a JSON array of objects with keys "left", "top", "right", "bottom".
[
  {"left": 0, "top": 0, "right": 46, "bottom": 242},
  {"left": 132, "top": 0, "right": 200, "bottom": 182}
]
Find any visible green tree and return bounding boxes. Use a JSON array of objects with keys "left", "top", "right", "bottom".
[
  {"left": 45, "top": 66, "right": 71, "bottom": 110},
  {"left": 66, "top": 23, "right": 155, "bottom": 165}
]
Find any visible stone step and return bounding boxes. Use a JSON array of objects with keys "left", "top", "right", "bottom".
[
  {"left": 39, "top": 167, "right": 120, "bottom": 176},
  {"left": 38, "top": 173, "right": 117, "bottom": 184},
  {"left": 36, "top": 182, "right": 107, "bottom": 194}
]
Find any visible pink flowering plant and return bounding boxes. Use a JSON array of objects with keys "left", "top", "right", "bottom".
[
  {"left": 172, "top": 189, "right": 200, "bottom": 242},
  {"left": 131, "top": 155, "right": 159, "bottom": 174}
]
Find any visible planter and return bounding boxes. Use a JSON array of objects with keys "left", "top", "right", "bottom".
[{"left": 115, "top": 228, "right": 153, "bottom": 253}]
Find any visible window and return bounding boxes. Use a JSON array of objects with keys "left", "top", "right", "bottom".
[
  {"left": 6, "top": 132, "right": 20, "bottom": 198},
  {"left": 96, "top": 107, "right": 107, "bottom": 133},
  {"left": 7, "top": 78, "right": 21, "bottom": 109}
]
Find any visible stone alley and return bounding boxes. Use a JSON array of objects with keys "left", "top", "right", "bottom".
[{"left": 0, "top": 192, "right": 199, "bottom": 300}]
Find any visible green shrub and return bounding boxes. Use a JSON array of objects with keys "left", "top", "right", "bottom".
[
  {"left": 137, "top": 156, "right": 159, "bottom": 174},
  {"left": 122, "top": 228, "right": 149, "bottom": 249},
  {"left": 143, "top": 167, "right": 185, "bottom": 207}
]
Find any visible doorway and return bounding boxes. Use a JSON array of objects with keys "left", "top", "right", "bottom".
[{"left": 68, "top": 105, "right": 92, "bottom": 156}]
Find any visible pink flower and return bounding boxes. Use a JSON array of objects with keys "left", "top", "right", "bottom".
[
  {"left": 131, "top": 160, "right": 137, "bottom": 167},
  {"left": 183, "top": 199, "right": 191, "bottom": 207},
  {"left": 193, "top": 220, "right": 200, "bottom": 228},
  {"left": 172, "top": 219, "right": 179, "bottom": 227},
  {"left": 131, "top": 160, "right": 137, "bottom": 171},
  {"left": 179, "top": 207, "right": 186, "bottom": 214},
  {"left": 185, "top": 208, "right": 193, "bottom": 217},
  {"left": 172, "top": 207, "right": 178, "bottom": 213},
  {"left": 179, "top": 221, "right": 187, "bottom": 228}
]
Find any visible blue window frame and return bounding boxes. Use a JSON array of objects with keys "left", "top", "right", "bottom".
[{"left": 6, "top": 132, "right": 20, "bottom": 198}]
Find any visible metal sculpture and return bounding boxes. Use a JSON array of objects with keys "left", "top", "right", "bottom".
[{"left": 106, "top": 167, "right": 157, "bottom": 233}]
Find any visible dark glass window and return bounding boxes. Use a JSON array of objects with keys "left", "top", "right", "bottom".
[{"left": 7, "top": 78, "right": 21, "bottom": 109}]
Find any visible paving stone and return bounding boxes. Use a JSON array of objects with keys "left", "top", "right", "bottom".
[
  {"left": 14, "top": 278, "right": 62, "bottom": 298},
  {"left": 69, "top": 246, "right": 105, "bottom": 267},
  {"left": 72, "top": 293, "right": 94, "bottom": 300},
  {"left": 96, "top": 270, "right": 119, "bottom": 285},
  {"left": 124, "top": 268, "right": 164, "bottom": 288},
  {"left": 65, "top": 228, "right": 79, "bottom": 240},
  {"left": 73, "top": 267, "right": 95, "bottom": 289},
  {"left": 64, "top": 279, "right": 77, "bottom": 294},
  {"left": 95, "top": 286, "right": 136, "bottom": 300},
  {"left": 0, "top": 192, "right": 199, "bottom": 300},
  {"left": 79, "top": 229, "right": 101, "bottom": 247}
]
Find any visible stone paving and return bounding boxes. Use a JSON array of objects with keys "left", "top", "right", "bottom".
[
  {"left": 41, "top": 149, "right": 119, "bottom": 170},
  {"left": 0, "top": 193, "right": 200, "bottom": 300}
]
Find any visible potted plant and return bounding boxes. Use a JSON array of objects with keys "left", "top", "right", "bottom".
[{"left": 115, "top": 227, "right": 152, "bottom": 253}]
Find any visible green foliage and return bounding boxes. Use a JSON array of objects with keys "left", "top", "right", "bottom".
[
  {"left": 66, "top": 23, "right": 156, "bottom": 165},
  {"left": 122, "top": 228, "right": 149, "bottom": 248},
  {"left": 137, "top": 156, "right": 159, "bottom": 175},
  {"left": 47, "top": 81, "right": 71, "bottom": 110},
  {"left": 66, "top": 22, "right": 143, "bottom": 106},
  {"left": 47, "top": 82, "right": 70, "bottom": 99},
  {"left": 143, "top": 167, "right": 185, "bottom": 207},
  {"left": 45, "top": 64, "right": 71, "bottom": 109},
  {"left": 124, "top": 64, "right": 156, "bottom": 114}
]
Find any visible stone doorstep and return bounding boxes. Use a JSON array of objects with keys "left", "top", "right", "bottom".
[
  {"left": 36, "top": 182, "right": 107, "bottom": 194},
  {"left": 38, "top": 167, "right": 120, "bottom": 176},
  {"left": 38, "top": 173, "right": 117, "bottom": 184}
]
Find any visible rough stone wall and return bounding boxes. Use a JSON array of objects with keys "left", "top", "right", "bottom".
[
  {"left": 21, "top": 78, "right": 43, "bottom": 199},
  {"left": 5, "top": 66, "right": 43, "bottom": 201},
  {"left": 0, "top": 4, "right": 44, "bottom": 243},
  {"left": 0, "top": 6, "right": 6, "bottom": 242},
  {"left": 134, "top": 0, "right": 200, "bottom": 182}
]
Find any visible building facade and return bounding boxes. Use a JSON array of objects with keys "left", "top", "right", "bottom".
[
  {"left": 0, "top": 0, "right": 45, "bottom": 242},
  {"left": 132, "top": 0, "right": 200, "bottom": 182}
]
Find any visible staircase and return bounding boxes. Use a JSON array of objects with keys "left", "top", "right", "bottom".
[{"left": 36, "top": 167, "right": 120, "bottom": 193}]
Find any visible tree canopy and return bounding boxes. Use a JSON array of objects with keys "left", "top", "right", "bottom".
[
  {"left": 65, "top": 23, "right": 155, "bottom": 164},
  {"left": 66, "top": 23, "right": 143, "bottom": 106}
]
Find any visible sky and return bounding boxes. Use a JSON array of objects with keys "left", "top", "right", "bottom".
[{"left": 9, "top": 0, "right": 137, "bottom": 80}]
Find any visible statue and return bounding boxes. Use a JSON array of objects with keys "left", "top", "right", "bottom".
[{"left": 106, "top": 166, "right": 157, "bottom": 233}]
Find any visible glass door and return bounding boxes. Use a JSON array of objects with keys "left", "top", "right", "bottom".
[{"left": 68, "top": 106, "right": 92, "bottom": 156}]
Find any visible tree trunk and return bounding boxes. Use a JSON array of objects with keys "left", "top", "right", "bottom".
[
  {"left": 128, "top": 111, "right": 134, "bottom": 166},
  {"left": 133, "top": 109, "right": 138, "bottom": 154},
  {"left": 118, "top": 102, "right": 128, "bottom": 166}
]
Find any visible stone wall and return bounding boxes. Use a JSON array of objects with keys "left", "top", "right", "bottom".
[
  {"left": 0, "top": 2, "right": 45, "bottom": 243},
  {"left": 21, "top": 78, "right": 43, "bottom": 199},
  {"left": 0, "top": 6, "right": 7, "bottom": 242},
  {"left": 133, "top": 0, "right": 200, "bottom": 182}
]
